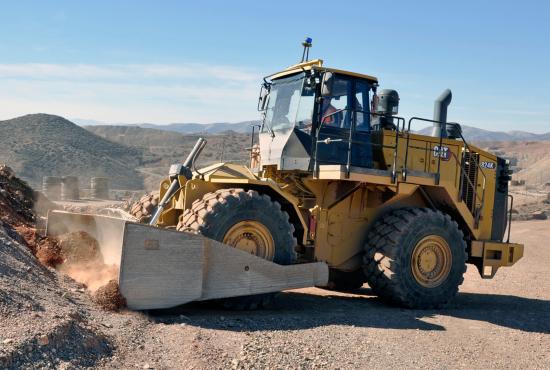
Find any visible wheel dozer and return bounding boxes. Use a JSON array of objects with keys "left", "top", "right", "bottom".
[{"left": 47, "top": 39, "right": 523, "bottom": 310}]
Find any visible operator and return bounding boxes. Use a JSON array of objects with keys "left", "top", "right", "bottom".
[{"left": 321, "top": 97, "right": 342, "bottom": 126}]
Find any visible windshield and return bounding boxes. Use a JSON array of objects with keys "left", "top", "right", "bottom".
[{"left": 262, "top": 73, "right": 315, "bottom": 133}]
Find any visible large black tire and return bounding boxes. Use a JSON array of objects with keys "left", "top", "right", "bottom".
[
  {"left": 363, "top": 208, "right": 467, "bottom": 309},
  {"left": 130, "top": 192, "right": 160, "bottom": 224},
  {"left": 177, "top": 188, "right": 297, "bottom": 309}
]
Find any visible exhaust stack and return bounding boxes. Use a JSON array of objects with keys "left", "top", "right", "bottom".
[{"left": 431, "top": 89, "right": 452, "bottom": 138}]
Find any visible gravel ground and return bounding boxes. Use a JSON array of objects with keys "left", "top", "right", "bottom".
[
  {"left": 103, "top": 219, "right": 549, "bottom": 370},
  {"left": 1, "top": 219, "right": 549, "bottom": 369}
]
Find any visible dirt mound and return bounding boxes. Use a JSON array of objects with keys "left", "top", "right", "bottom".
[
  {"left": 0, "top": 165, "right": 118, "bottom": 368},
  {"left": 35, "top": 237, "right": 63, "bottom": 267},
  {"left": 92, "top": 280, "right": 127, "bottom": 311},
  {"left": 58, "top": 231, "right": 102, "bottom": 264},
  {"left": 1, "top": 164, "right": 120, "bottom": 295},
  {"left": 0, "top": 164, "right": 36, "bottom": 226},
  {"left": 34, "top": 230, "right": 120, "bottom": 293},
  {"left": 0, "top": 214, "right": 113, "bottom": 368}
]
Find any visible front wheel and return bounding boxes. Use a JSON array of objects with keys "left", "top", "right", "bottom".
[
  {"left": 177, "top": 188, "right": 297, "bottom": 309},
  {"left": 363, "top": 208, "right": 466, "bottom": 309}
]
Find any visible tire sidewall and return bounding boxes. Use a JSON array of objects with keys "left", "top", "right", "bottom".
[
  {"left": 398, "top": 211, "right": 465, "bottom": 302},
  {"left": 199, "top": 192, "right": 295, "bottom": 265}
]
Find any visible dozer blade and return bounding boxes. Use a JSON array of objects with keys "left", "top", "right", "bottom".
[
  {"left": 46, "top": 210, "right": 128, "bottom": 265},
  {"left": 46, "top": 210, "right": 329, "bottom": 310}
]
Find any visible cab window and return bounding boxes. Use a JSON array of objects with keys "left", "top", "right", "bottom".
[
  {"left": 320, "top": 78, "right": 352, "bottom": 129},
  {"left": 320, "top": 75, "right": 371, "bottom": 131}
]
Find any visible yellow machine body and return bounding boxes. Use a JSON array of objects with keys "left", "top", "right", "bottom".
[{"left": 153, "top": 125, "right": 523, "bottom": 278}]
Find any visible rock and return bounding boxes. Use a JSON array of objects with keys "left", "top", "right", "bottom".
[
  {"left": 531, "top": 211, "right": 547, "bottom": 220},
  {"left": 2, "top": 338, "right": 14, "bottom": 345},
  {"left": 38, "top": 335, "right": 49, "bottom": 346},
  {"left": 142, "top": 363, "right": 152, "bottom": 369},
  {"left": 92, "top": 280, "right": 127, "bottom": 311}
]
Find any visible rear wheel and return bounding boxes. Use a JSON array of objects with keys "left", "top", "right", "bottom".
[
  {"left": 130, "top": 192, "right": 159, "bottom": 224},
  {"left": 177, "top": 188, "right": 297, "bottom": 309},
  {"left": 363, "top": 208, "right": 466, "bottom": 309}
]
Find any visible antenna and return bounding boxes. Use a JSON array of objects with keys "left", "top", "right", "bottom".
[{"left": 300, "top": 37, "right": 313, "bottom": 62}]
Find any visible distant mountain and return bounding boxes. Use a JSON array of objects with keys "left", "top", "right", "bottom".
[
  {"left": 416, "top": 125, "right": 550, "bottom": 142},
  {"left": 74, "top": 118, "right": 261, "bottom": 134},
  {"left": 135, "top": 121, "right": 260, "bottom": 134},
  {"left": 0, "top": 114, "right": 146, "bottom": 189},
  {"left": 71, "top": 118, "right": 108, "bottom": 126}
]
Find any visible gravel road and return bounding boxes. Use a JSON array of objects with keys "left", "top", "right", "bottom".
[
  {"left": 95, "top": 219, "right": 549, "bottom": 370},
  {"left": 2, "top": 220, "right": 548, "bottom": 369}
]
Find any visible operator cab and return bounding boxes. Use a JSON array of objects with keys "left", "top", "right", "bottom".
[{"left": 258, "top": 59, "right": 388, "bottom": 172}]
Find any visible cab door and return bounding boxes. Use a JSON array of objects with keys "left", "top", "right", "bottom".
[{"left": 315, "top": 76, "right": 373, "bottom": 168}]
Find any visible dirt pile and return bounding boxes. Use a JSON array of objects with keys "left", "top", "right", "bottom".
[
  {"left": 59, "top": 231, "right": 102, "bottom": 264},
  {"left": 35, "top": 237, "right": 64, "bottom": 267},
  {"left": 1, "top": 164, "right": 121, "bottom": 300},
  {"left": 32, "top": 230, "right": 120, "bottom": 293},
  {"left": 92, "top": 280, "right": 127, "bottom": 311},
  {"left": 0, "top": 164, "right": 36, "bottom": 226},
  {"left": 0, "top": 164, "right": 59, "bottom": 252}
]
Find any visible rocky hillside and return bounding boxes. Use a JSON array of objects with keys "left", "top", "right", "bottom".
[
  {"left": 479, "top": 140, "right": 550, "bottom": 185},
  {"left": 85, "top": 125, "right": 250, "bottom": 164},
  {"left": 85, "top": 125, "right": 251, "bottom": 189},
  {"left": 0, "top": 114, "right": 145, "bottom": 189}
]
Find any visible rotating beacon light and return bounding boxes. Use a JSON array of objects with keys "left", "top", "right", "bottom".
[{"left": 301, "top": 37, "right": 313, "bottom": 62}]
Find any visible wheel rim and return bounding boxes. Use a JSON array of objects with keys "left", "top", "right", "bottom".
[
  {"left": 411, "top": 235, "right": 452, "bottom": 288},
  {"left": 223, "top": 221, "right": 275, "bottom": 260}
]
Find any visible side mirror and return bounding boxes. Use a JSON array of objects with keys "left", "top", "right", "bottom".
[
  {"left": 257, "top": 83, "right": 271, "bottom": 111},
  {"left": 321, "top": 72, "right": 334, "bottom": 97}
]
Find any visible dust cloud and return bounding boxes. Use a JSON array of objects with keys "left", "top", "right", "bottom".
[
  {"left": 58, "top": 261, "right": 119, "bottom": 292},
  {"left": 42, "top": 231, "right": 120, "bottom": 293}
]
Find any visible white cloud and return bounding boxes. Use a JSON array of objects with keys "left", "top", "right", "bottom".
[{"left": 0, "top": 63, "right": 263, "bottom": 123}]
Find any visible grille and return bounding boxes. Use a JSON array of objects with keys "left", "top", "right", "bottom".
[{"left": 461, "top": 152, "right": 479, "bottom": 214}]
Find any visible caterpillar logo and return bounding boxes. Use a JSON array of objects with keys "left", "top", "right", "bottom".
[
  {"left": 144, "top": 239, "right": 160, "bottom": 250},
  {"left": 433, "top": 145, "right": 451, "bottom": 161}
]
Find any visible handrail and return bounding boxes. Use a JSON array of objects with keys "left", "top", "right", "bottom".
[
  {"left": 404, "top": 117, "right": 487, "bottom": 226},
  {"left": 313, "top": 106, "right": 489, "bottom": 227},
  {"left": 314, "top": 108, "right": 404, "bottom": 182}
]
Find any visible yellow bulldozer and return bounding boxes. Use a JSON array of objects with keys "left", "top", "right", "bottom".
[{"left": 47, "top": 39, "right": 523, "bottom": 310}]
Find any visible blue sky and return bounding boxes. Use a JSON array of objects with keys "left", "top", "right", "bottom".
[{"left": 0, "top": 0, "right": 549, "bottom": 132}]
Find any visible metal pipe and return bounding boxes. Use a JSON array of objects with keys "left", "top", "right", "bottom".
[
  {"left": 149, "top": 137, "right": 207, "bottom": 226},
  {"left": 431, "top": 89, "right": 452, "bottom": 138},
  {"left": 183, "top": 137, "right": 207, "bottom": 168}
]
